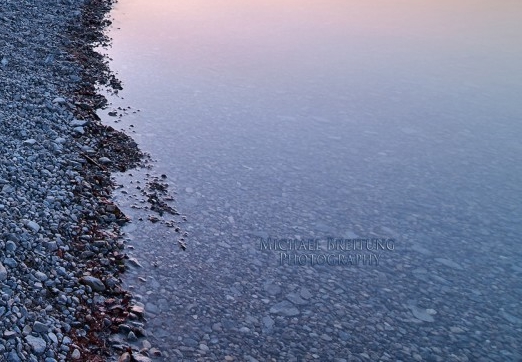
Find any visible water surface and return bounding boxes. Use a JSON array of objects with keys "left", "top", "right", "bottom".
[{"left": 101, "top": 0, "right": 522, "bottom": 360}]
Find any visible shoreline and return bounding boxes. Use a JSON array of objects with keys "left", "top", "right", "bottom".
[{"left": 1, "top": 0, "right": 149, "bottom": 360}]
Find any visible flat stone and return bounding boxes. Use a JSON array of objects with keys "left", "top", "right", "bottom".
[
  {"left": 286, "top": 293, "right": 308, "bottom": 305},
  {"left": 262, "top": 316, "right": 274, "bottom": 329},
  {"left": 25, "top": 335, "right": 47, "bottom": 355},
  {"left": 23, "top": 139, "right": 37, "bottom": 146},
  {"left": 4, "top": 330, "right": 16, "bottom": 339},
  {"left": 299, "top": 287, "right": 313, "bottom": 300},
  {"left": 130, "top": 305, "right": 145, "bottom": 317},
  {"left": 3, "top": 258, "right": 17, "bottom": 268},
  {"left": 33, "top": 321, "right": 49, "bottom": 333},
  {"left": 71, "top": 119, "right": 88, "bottom": 127},
  {"left": 269, "top": 301, "right": 300, "bottom": 316},
  {"left": 409, "top": 305, "right": 435, "bottom": 322},
  {"left": 80, "top": 276, "right": 106, "bottom": 292},
  {"left": 263, "top": 282, "right": 281, "bottom": 296},
  {"left": 435, "top": 258, "right": 464, "bottom": 270},
  {"left": 450, "top": 326, "right": 464, "bottom": 333}
]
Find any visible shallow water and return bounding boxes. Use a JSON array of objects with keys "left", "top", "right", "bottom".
[{"left": 101, "top": 0, "right": 522, "bottom": 360}]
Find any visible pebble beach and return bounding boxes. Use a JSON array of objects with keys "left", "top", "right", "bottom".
[{"left": 1, "top": 0, "right": 144, "bottom": 360}]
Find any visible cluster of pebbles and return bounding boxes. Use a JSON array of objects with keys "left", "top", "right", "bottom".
[{"left": 0, "top": 0, "right": 153, "bottom": 361}]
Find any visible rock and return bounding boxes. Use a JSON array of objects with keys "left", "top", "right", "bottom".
[
  {"left": 33, "top": 321, "right": 49, "bottom": 333},
  {"left": 142, "top": 340, "right": 152, "bottom": 349},
  {"left": 269, "top": 301, "right": 300, "bottom": 316},
  {"left": 71, "top": 349, "right": 81, "bottom": 359},
  {"left": 128, "top": 257, "right": 143, "bottom": 268},
  {"left": 127, "top": 331, "right": 137, "bottom": 341},
  {"left": 184, "top": 338, "right": 198, "bottom": 347},
  {"left": 4, "top": 330, "right": 16, "bottom": 339},
  {"left": 23, "top": 139, "right": 37, "bottom": 146},
  {"left": 118, "top": 352, "right": 131, "bottom": 362},
  {"left": 133, "top": 355, "right": 153, "bottom": 362},
  {"left": 52, "top": 97, "right": 66, "bottom": 104},
  {"left": 0, "top": 263, "right": 7, "bottom": 281},
  {"left": 98, "top": 157, "right": 112, "bottom": 164},
  {"left": 35, "top": 271, "right": 48, "bottom": 282},
  {"left": 434, "top": 258, "right": 464, "bottom": 270},
  {"left": 25, "top": 335, "right": 47, "bottom": 355},
  {"left": 130, "top": 305, "right": 145, "bottom": 317},
  {"left": 80, "top": 276, "right": 106, "bottom": 292},
  {"left": 3, "top": 258, "right": 17, "bottom": 268},
  {"left": 73, "top": 126, "right": 84, "bottom": 134},
  {"left": 70, "top": 119, "right": 88, "bottom": 127},
  {"left": 6, "top": 240, "right": 17, "bottom": 251},
  {"left": 262, "top": 316, "right": 274, "bottom": 329},
  {"left": 54, "top": 137, "right": 66, "bottom": 144},
  {"left": 149, "top": 348, "right": 162, "bottom": 356},
  {"left": 25, "top": 220, "right": 41, "bottom": 232},
  {"left": 286, "top": 293, "right": 308, "bottom": 305},
  {"left": 263, "top": 282, "right": 281, "bottom": 296},
  {"left": 409, "top": 305, "right": 435, "bottom": 322},
  {"left": 450, "top": 326, "right": 464, "bottom": 333},
  {"left": 501, "top": 310, "right": 522, "bottom": 324},
  {"left": 7, "top": 351, "right": 21, "bottom": 362},
  {"left": 299, "top": 287, "right": 313, "bottom": 300}
]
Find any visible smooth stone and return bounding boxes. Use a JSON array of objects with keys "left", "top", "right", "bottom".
[
  {"left": 80, "top": 276, "right": 106, "bottom": 292},
  {"left": 33, "top": 321, "right": 49, "bottom": 333},
  {"left": 133, "top": 355, "right": 153, "bottom": 362},
  {"left": 269, "top": 301, "right": 300, "bottom": 316},
  {"left": 54, "top": 137, "right": 66, "bottom": 144},
  {"left": 409, "top": 305, "right": 435, "bottom": 322},
  {"left": 23, "top": 139, "right": 37, "bottom": 146},
  {"left": 26, "top": 220, "right": 41, "bottom": 232},
  {"left": 6, "top": 241, "right": 17, "bottom": 251},
  {"left": 434, "top": 257, "right": 464, "bottom": 270},
  {"left": 71, "top": 119, "right": 88, "bottom": 127},
  {"left": 0, "top": 263, "right": 7, "bottom": 281},
  {"left": 25, "top": 335, "right": 47, "bottom": 355}
]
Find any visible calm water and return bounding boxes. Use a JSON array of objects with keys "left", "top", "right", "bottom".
[{"left": 101, "top": 0, "right": 522, "bottom": 360}]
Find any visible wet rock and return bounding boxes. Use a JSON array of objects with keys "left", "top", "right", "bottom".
[
  {"left": 71, "top": 349, "right": 81, "bottom": 359},
  {"left": 269, "top": 301, "right": 300, "bottom": 316},
  {"left": 80, "top": 276, "right": 106, "bottom": 292},
  {"left": 118, "top": 352, "right": 131, "bottom": 362}
]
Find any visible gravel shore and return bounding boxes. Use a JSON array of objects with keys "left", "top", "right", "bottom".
[{"left": 1, "top": 0, "right": 144, "bottom": 360}]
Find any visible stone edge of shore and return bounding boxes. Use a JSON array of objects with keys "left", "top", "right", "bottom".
[{"left": 60, "top": 0, "right": 149, "bottom": 360}]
